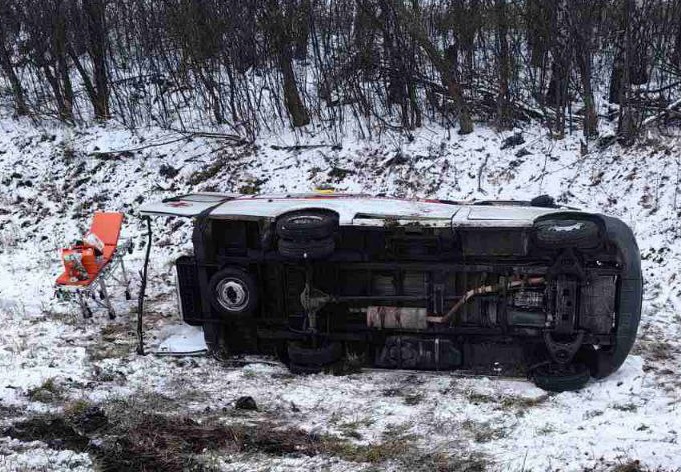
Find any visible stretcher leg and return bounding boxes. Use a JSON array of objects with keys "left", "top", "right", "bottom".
[
  {"left": 119, "top": 257, "right": 131, "bottom": 300},
  {"left": 99, "top": 280, "right": 116, "bottom": 319},
  {"left": 77, "top": 291, "right": 92, "bottom": 318}
]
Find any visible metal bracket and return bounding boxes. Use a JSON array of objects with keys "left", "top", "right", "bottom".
[
  {"left": 547, "top": 248, "right": 586, "bottom": 282},
  {"left": 300, "top": 266, "right": 332, "bottom": 332},
  {"left": 543, "top": 330, "right": 585, "bottom": 364}
]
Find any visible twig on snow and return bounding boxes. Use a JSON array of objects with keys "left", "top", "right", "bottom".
[
  {"left": 89, "top": 130, "right": 251, "bottom": 157},
  {"left": 642, "top": 98, "right": 681, "bottom": 127}
]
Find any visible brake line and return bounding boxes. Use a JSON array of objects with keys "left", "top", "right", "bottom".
[{"left": 427, "top": 276, "right": 545, "bottom": 324}]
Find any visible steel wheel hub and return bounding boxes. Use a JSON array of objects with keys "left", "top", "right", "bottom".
[{"left": 216, "top": 279, "right": 248, "bottom": 311}]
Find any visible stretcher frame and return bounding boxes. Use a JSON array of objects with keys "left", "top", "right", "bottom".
[{"left": 56, "top": 239, "right": 133, "bottom": 319}]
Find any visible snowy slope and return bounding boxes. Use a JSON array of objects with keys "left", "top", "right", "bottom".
[{"left": 1, "top": 116, "right": 681, "bottom": 471}]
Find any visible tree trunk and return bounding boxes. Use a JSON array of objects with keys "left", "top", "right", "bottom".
[
  {"left": 57, "top": 54, "right": 74, "bottom": 117},
  {"left": 84, "top": 0, "right": 110, "bottom": 120},
  {"left": 353, "top": 2, "right": 377, "bottom": 73},
  {"left": 674, "top": 33, "right": 681, "bottom": 67},
  {"left": 571, "top": 2, "right": 599, "bottom": 138},
  {"left": 526, "top": 0, "right": 547, "bottom": 68},
  {"left": 673, "top": 6, "right": 681, "bottom": 66},
  {"left": 609, "top": 53, "right": 625, "bottom": 104},
  {"left": 0, "top": 43, "right": 28, "bottom": 116},
  {"left": 279, "top": 44, "right": 310, "bottom": 127},
  {"left": 674, "top": 13, "right": 681, "bottom": 68},
  {"left": 545, "top": 0, "right": 570, "bottom": 137},
  {"left": 293, "top": 0, "right": 311, "bottom": 60},
  {"left": 618, "top": 0, "right": 638, "bottom": 145},
  {"left": 39, "top": 61, "right": 72, "bottom": 121},
  {"left": 47, "top": 2, "right": 73, "bottom": 121},
  {"left": 266, "top": 0, "right": 310, "bottom": 127},
  {"left": 495, "top": 0, "right": 512, "bottom": 128},
  {"left": 576, "top": 53, "right": 598, "bottom": 138},
  {"left": 392, "top": 1, "right": 472, "bottom": 134}
]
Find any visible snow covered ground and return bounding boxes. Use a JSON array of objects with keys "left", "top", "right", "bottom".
[{"left": 1, "top": 116, "right": 681, "bottom": 471}]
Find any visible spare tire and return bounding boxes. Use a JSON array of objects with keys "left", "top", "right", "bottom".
[
  {"left": 278, "top": 237, "right": 335, "bottom": 260},
  {"left": 534, "top": 219, "right": 600, "bottom": 249},
  {"left": 276, "top": 210, "right": 338, "bottom": 240},
  {"left": 531, "top": 363, "right": 590, "bottom": 392}
]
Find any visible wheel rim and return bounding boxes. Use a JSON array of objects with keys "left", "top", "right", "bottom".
[{"left": 215, "top": 278, "right": 249, "bottom": 312}]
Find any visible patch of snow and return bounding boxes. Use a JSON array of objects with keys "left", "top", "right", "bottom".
[
  {"left": 0, "top": 117, "right": 680, "bottom": 471},
  {"left": 158, "top": 325, "right": 207, "bottom": 353}
]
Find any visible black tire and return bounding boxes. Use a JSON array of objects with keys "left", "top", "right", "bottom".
[
  {"left": 534, "top": 219, "right": 600, "bottom": 249},
  {"left": 288, "top": 341, "right": 343, "bottom": 366},
  {"left": 208, "top": 267, "right": 258, "bottom": 316},
  {"left": 589, "top": 216, "right": 642, "bottom": 378},
  {"left": 532, "top": 363, "right": 591, "bottom": 392},
  {"left": 278, "top": 237, "right": 335, "bottom": 260},
  {"left": 586, "top": 279, "right": 642, "bottom": 378},
  {"left": 589, "top": 278, "right": 641, "bottom": 378},
  {"left": 276, "top": 210, "right": 338, "bottom": 240}
]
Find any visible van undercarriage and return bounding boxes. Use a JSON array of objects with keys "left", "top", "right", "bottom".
[{"left": 169, "top": 206, "right": 641, "bottom": 391}]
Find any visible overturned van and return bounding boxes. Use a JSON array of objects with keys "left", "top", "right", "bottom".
[{"left": 140, "top": 192, "right": 642, "bottom": 391}]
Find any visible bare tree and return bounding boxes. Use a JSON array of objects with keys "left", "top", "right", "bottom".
[
  {"left": 0, "top": 1, "right": 28, "bottom": 116},
  {"left": 67, "top": 0, "right": 110, "bottom": 120},
  {"left": 261, "top": 0, "right": 310, "bottom": 127},
  {"left": 0, "top": 0, "right": 678, "bottom": 144},
  {"left": 495, "top": 0, "right": 512, "bottom": 128},
  {"left": 569, "top": 0, "right": 601, "bottom": 138},
  {"left": 387, "top": 0, "right": 473, "bottom": 134}
]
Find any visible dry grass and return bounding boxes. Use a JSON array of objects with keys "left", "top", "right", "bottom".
[
  {"left": 610, "top": 459, "right": 668, "bottom": 472},
  {"left": 3, "top": 394, "right": 491, "bottom": 472},
  {"left": 26, "top": 378, "right": 63, "bottom": 403}
]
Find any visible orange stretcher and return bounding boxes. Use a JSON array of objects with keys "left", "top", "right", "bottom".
[{"left": 55, "top": 212, "right": 132, "bottom": 318}]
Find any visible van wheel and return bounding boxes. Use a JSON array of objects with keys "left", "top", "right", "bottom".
[
  {"left": 531, "top": 363, "right": 590, "bottom": 392},
  {"left": 287, "top": 341, "right": 342, "bottom": 374},
  {"left": 209, "top": 267, "right": 258, "bottom": 316},
  {"left": 276, "top": 210, "right": 338, "bottom": 240}
]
